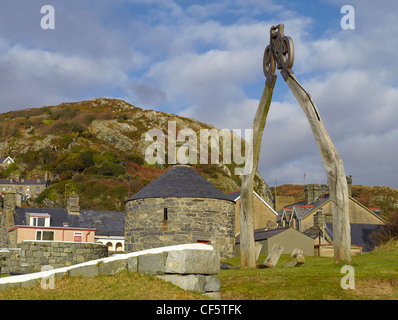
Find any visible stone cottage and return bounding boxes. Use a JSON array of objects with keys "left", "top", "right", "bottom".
[{"left": 124, "top": 165, "right": 236, "bottom": 258}]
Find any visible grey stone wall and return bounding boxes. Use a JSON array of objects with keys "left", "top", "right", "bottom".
[
  {"left": 125, "top": 197, "right": 235, "bottom": 258},
  {"left": 0, "top": 241, "right": 108, "bottom": 273}
]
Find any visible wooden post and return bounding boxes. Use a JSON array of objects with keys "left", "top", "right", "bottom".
[
  {"left": 239, "top": 84, "right": 274, "bottom": 268},
  {"left": 283, "top": 72, "right": 351, "bottom": 263}
]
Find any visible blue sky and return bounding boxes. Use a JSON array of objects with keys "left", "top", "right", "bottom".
[{"left": 0, "top": 0, "right": 397, "bottom": 188}]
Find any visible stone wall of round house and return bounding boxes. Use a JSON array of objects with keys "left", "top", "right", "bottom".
[{"left": 124, "top": 197, "right": 235, "bottom": 259}]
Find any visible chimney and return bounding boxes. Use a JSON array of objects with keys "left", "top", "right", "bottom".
[
  {"left": 305, "top": 184, "right": 328, "bottom": 204},
  {"left": 67, "top": 191, "right": 80, "bottom": 215},
  {"left": 346, "top": 175, "right": 352, "bottom": 197}
]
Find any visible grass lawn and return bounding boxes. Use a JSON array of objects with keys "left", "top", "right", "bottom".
[
  {"left": 219, "top": 240, "right": 398, "bottom": 300},
  {"left": 0, "top": 240, "right": 397, "bottom": 300},
  {"left": 0, "top": 270, "right": 206, "bottom": 300}
]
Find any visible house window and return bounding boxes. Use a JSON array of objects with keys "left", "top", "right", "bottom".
[
  {"left": 19, "top": 186, "right": 23, "bottom": 192},
  {"left": 163, "top": 208, "right": 168, "bottom": 221},
  {"left": 74, "top": 232, "right": 83, "bottom": 242},
  {"left": 29, "top": 214, "right": 50, "bottom": 227},
  {"left": 36, "top": 230, "right": 54, "bottom": 241},
  {"left": 32, "top": 217, "right": 46, "bottom": 227}
]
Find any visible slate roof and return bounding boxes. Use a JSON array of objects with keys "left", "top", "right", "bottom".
[
  {"left": 325, "top": 222, "right": 385, "bottom": 252},
  {"left": 14, "top": 207, "right": 125, "bottom": 237},
  {"left": 126, "top": 165, "right": 234, "bottom": 202},
  {"left": 277, "top": 195, "right": 329, "bottom": 223},
  {"left": 224, "top": 191, "right": 240, "bottom": 202},
  {"left": 235, "top": 227, "right": 290, "bottom": 244}
]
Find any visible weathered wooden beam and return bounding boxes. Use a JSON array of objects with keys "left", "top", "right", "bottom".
[
  {"left": 239, "top": 83, "right": 274, "bottom": 268},
  {"left": 283, "top": 72, "right": 351, "bottom": 263}
]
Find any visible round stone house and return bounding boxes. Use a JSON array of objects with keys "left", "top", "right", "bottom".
[{"left": 124, "top": 165, "right": 236, "bottom": 258}]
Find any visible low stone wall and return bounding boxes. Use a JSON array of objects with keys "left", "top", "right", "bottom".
[
  {"left": 0, "top": 244, "right": 221, "bottom": 298},
  {"left": 0, "top": 248, "right": 20, "bottom": 274},
  {"left": 0, "top": 241, "right": 108, "bottom": 273}
]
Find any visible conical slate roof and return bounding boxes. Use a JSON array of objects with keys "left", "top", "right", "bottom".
[{"left": 126, "top": 165, "right": 234, "bottom": 202}]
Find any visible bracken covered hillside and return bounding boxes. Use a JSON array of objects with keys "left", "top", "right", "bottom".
[{"left": 0, "top": 98, "right": 272, "bottom": 211}]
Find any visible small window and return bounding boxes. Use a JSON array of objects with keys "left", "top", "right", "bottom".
[
  {"left": 31, "top": 217, "right": 47, "bottom": 227},
  {"left": 29, "top": 215, "right": 50, "bottom": 227},
  {"left": 36, "top": 230, "right": 54, "bottom": 241},
  {"left": 74, "top": 232, "right": 83, "bottom": 242},
  {"left": 163, "top": 208, "right": 168, "bottom": 221}
]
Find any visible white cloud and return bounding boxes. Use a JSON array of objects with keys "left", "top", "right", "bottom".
[{"left": 0, "top": 43, "right": 129, "bottom": 109}]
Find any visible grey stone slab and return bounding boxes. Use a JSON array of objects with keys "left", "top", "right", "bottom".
[
  {"left": 165, "top": 250, "right": 220, "bottom": 275},
  {"left": 126, "top": 256, "right": 138, "bottom": 272},
  {"left": 99, "top": 260, "right": 126, "bottom": 276},
  {"left": 138, "top": 252, "right": 167, "bottom": 275},
  {"left": 204, "top": 275, "right": 220, "bottom": 292},
  {"left": 69, "top": 264, "right": 99, "bottom": 277},
  {"left": 157, "top": 274, "right": 207, "bottom": 293}
]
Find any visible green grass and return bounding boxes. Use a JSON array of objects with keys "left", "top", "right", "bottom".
[
  {"left": 0, "top": 270, "right": 207, "bottom": 300},
  {"left": 219, "top": 240, "right": 398, "bottom": 300}
]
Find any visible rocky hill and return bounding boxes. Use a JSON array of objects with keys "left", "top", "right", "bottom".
[{"left": 0, "top": 98, "right": 273, "bottom": 211}]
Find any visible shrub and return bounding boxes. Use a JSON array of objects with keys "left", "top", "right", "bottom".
[
  {"left": 80, "top": 151, "right": 95, "bottom": 167},
  {"left": 117, "top": 114, "right": 128, "bottom": 122},
  {"left": 369, "top": 211, "right": 398, "bottom": 246},
  {"left": 1, "top": 163, "right": 18, "bottom": 178},
  {"left": 98, "top": 162, "right": 126, "bottom": 177}
]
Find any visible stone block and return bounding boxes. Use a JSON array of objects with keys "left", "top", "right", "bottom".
[
  {"left": 69, "top": 264, "right": 99, "bottom": 277},
  {"left": 260, "top": 243, "right": 284, "bottom": 268},
  {"left": 165, "top": 250, "right": 219, "bottom": 275},
  {"left": 76, "top": 255, "right": 85, "bottom": 263},
  {"left": 157, "top": 274, "right": 207, "bottom": 292},
  {"left": 282, "top": 248, "right": 305, "bottom": 268},
  {"left": 138, "top": 252, "right": 168, "bottom": 275},
  {"left": 204, "top": 275, "right": 220, "bottom": 292},
  {"left": 99, "top": 260, "right": 126, "bottom": 276},
  {"left": 126, "top": 256, "right": 138, "bottom": 272}
]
